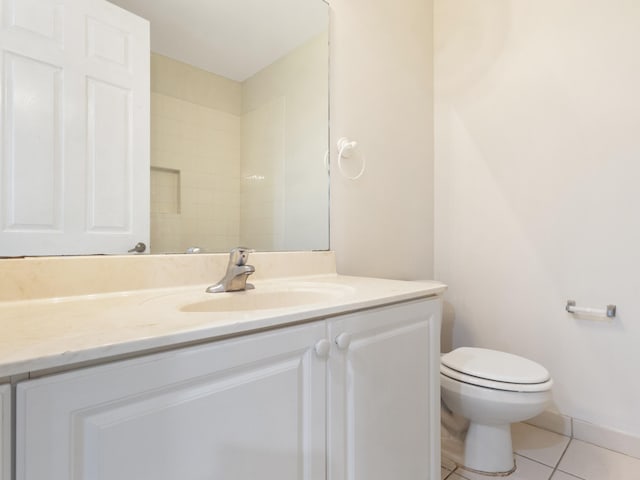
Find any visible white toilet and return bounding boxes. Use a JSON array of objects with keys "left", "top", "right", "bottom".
[{"left": 440, "top": 347, "right": 553, "bottom": 475}]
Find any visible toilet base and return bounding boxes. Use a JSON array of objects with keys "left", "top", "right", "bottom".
[{"left": 463, "top": 422, "right": 516, "bottom": 475}]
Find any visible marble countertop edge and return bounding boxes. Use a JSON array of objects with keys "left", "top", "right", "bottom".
[{"left": 0, "top": 274, "right": 447, "bottom": 379}]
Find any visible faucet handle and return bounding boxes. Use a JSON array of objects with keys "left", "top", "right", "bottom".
[{"left": 229, "top": 247, "right": 255, "bottom": 266}]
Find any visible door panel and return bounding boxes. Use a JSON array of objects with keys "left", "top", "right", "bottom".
[
  {"left": 0, "top": 384, "right": 9, "bottom": 480},
  {"left": 2, "top": 52, "right": 63, "bottom": 231},
  {"left": 4, "top": 0, "right": 64, "bottom": 44},
  {"left": 328, "top": 299, "right": 442, "bottom": 480},
  {"left": 86, "top": 78, "right": 132, "bottom": 231},
  {"left": 17, "top": 323, "right": 326, "bottom": 480},
  {"left": 0, "top": 0, "right": 149, "bottom": 255}
]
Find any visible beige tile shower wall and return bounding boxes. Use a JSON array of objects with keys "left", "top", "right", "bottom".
[
  {"left": 150, "top": 54, "right": 242, "bottom": 253},
  {"left": 241, "top": 33, "right": 329, "bottom": 251},
  {"left": 151, "top": 54, "right": 241, "bottom": 115}
]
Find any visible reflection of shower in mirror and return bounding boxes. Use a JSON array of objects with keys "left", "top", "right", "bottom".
[{"left": 0, "top": 0, "right": 329, "bottom": 257}]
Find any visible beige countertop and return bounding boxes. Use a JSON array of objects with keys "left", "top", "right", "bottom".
[{"left": 0, "top": 274, "right": 446, "bottom": 379}]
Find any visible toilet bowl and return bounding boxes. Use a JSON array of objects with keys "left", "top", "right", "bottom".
[{"left": 440, "top": 347, "right": 553, "bottom": 475}]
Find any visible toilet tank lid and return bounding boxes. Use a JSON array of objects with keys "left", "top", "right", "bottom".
[{"left": 441, "top": 347, "right": 550, "bottom": 384}]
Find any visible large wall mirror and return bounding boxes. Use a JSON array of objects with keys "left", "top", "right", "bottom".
[
  {"left": 0, "top": 0, "right": 329, "bottom": 256},
  {"left": 114, "top": 0, "right": 330, "bottom": 254}
]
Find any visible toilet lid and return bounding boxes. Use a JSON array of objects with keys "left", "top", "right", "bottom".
[
  {"left": 440, "top": 364, "right": 553, "bottom": 393},
  {"left": 441, "top": 347, "right": 551, "bottom": 384}
]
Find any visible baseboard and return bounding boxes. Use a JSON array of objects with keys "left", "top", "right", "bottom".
[
  {"left": 573, "top": 418, "right": 640, "bottom": 460},
  {"left": 525, "top": 410, "right": 572, "bottom": 437},
  {"left": 526, "top": 410, "right": 640, "bottom": 460}
]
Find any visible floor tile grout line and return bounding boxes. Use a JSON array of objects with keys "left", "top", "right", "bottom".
[
  {"left": 443, "top": 423, "right": 582, "bottom": 479},
  {"left": 548, "top": 438, "right": 588, "bottom": 480},
  {"left": 443, "top": 421, "right": 640, "bottom": 480},
  {"left": 511, "top": 452, "right": 555, "bottom": 473},
  {"left": 551, "top": 437, "right": 572, "bottom": 475},
  {"left": 512, "top": 428, "right": 572, "bottom": 467},
  {"left": 514, "top": 422, "right": 578, "bottom": 479},
  {"left": 442, "top": 465, "right": 456, "bottom": 480},
  {"left": 571, "top": 437, "right": 640, "bottom": 461},
  {"left": 448, "top": 465, "right": 458, "bottom": 479}
]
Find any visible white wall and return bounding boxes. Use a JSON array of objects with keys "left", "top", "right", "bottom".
[
  {"left": 329, "top": 0, "right": 435, "bottom": 280},
  {"left": 434, "top": 0, "right": 640, "bottom": 437}
]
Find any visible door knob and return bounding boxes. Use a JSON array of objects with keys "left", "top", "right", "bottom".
[
  {"left": 128, "top": 242, "right": 146, "bottom": 253},
  {"left": 314, "top": 339, "right": 331, "bottom": 358},
  {"left": 335, "top": 332, "right": 352, "bottom": 350}
]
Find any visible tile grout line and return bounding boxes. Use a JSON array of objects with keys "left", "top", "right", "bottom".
[
  {"left": 548, "top": 438, "right": 586, "bottom": 480},
  {"left": 572, "top": 436, "right": 640, "bottom": 461},
  {"left": 513, "top": 452, "right": 559, "bottom": 471},
  {"left": 444, "top": 465, "right": 457, "bottom": 479}
]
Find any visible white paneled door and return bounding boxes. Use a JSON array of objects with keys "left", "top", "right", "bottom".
[{"left": 0, "top": 0, "right": 149, "bottom": 255}]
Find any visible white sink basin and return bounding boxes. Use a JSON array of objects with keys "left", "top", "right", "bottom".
[{"left": 179, "top": 282, "right": 355, "bottom": 313}]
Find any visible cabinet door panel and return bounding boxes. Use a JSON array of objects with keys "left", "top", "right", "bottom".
[
  {"left": 328, "top": 299, "right": 442, "bottom": 480},
  {"left": 17, "top": 323, "right": 326, "bottom": 480},
  {"left": 0, "top": 384, "right": 10, "bottom": 480}
]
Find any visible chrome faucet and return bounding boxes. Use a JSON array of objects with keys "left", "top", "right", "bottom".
[{"left": 206, "top": 247, "right": 255, "bottom": 293}]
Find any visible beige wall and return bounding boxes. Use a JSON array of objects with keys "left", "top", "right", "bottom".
[
  {"left": 329, "top": 0, "right": 435, "bottom": 280},
  {"left": 435, "top": 0, "right": 640, "bottom": 436}
]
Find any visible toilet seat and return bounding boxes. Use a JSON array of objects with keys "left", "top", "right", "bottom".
[
  {"left": 441, "top": 347, "right": 552, "bottom": 393},
  {"left": 441, "top": 364, "right": 553, "bottom": 392}
]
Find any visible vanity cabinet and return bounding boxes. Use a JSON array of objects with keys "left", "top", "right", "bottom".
[
  {"left": 16, "top": 323, "right": 327, "bottom": 480},
  {"left": 15, "top": 298, "right": 441, "bottom": 480},
  {"left": 327, "top": 299, "right": 441, "bottom": 480},
  {"left": 0, "top": 384, "right": 10, "bottom": 480}
]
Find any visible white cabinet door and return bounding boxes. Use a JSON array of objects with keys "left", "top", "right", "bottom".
[
  {"left": 0, "top": 0, "right": 149, "bottom": 256},
  {"left": 0, "top": 384, "right": 10, "bottom": 480},
  {"left": 16, "top": 323, "right": 327, "bottom": 480},
  {"left": 328, "top": 298, "right": 442, "bottom": 480}
]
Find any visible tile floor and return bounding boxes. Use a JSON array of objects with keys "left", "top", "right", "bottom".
[{"left": 442, "top": 422, "right": 640, "bottom": 480}]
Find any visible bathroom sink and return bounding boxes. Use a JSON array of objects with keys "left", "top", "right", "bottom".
[{"left": 179, "top": 282, "right": 354, "bottom": 313}]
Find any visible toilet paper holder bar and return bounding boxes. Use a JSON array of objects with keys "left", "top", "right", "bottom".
[{"left": 566, "top": 300, "right": 616, "bottom": 318}]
